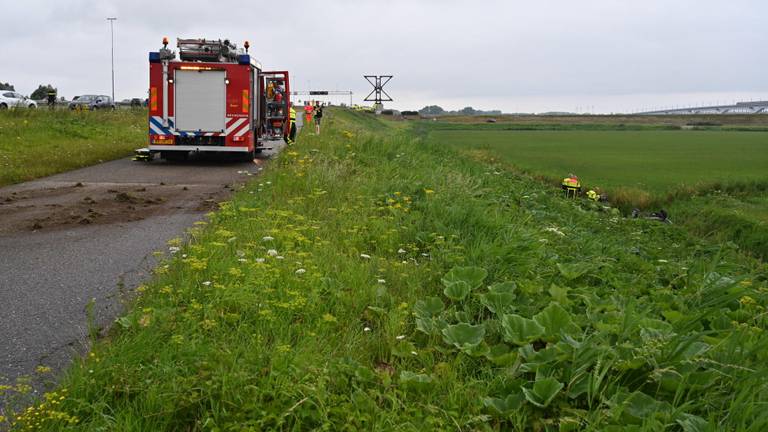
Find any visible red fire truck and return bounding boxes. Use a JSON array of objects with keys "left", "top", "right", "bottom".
[{"left": 141, "top": 37, "right": 290, "bottom": 161}]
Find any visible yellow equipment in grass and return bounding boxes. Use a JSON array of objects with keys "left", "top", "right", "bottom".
[{"left": 561, "top": 174, "right": 581, "bottom": 198}]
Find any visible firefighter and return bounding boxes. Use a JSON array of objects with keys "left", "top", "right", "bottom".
[
  {"left": 274, "top": 89, "right": 284, "bottom": 115},
  {"left": 586, "top": 189, "right": 600, "bottom": 201},
  {"left": 285, "top": 104, "right": 297, "bottom": 145},
  {"left": 561, "top": 174, "right": 581, "bottom": 198},
  {"left": 46, "top": 88, "right": 57, "bottom": 109},
  {"left": 314, "top": 103, "right": 323, "bottom": 135}
]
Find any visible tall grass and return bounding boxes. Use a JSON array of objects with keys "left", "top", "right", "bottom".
[
  {"left": 4, "top": 109, "right": 767, "bottom": 431},
  {"left": 0, "top": 109, "right": 146, "bottom": 186}
]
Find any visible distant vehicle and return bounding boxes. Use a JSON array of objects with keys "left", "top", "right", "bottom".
[
  {"left": 130, "top": 98, "right": 143, "bottom": 108},
  {"left": 0, "top": 91, "right": 37, "bottom": 109},
  {"left": 68, "top": 95, "right": 116, "bottom": 110}
]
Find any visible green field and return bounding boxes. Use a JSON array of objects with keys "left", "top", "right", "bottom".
[
  {"left": 427, "top": 129, "right": 768, "bottom": 195},
  {"left": 5, "top": 110, "right": 768, "bottom": 431},
  {"left": 0, "top": 109, "right": 146, "bottom": 186},
  {"left": 423, "top": 124, "right": 768, "bottom": 261}
]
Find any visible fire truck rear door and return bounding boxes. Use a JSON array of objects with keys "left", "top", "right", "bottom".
[{"left": 174, "top": 69, "right": 226, "bottom": 132}]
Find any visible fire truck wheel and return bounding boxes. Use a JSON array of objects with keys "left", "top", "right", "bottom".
[{"left": 240, "top": 150, "right": 256, "bottom": 162}]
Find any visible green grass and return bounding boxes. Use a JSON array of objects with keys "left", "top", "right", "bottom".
[
  {"left": 668, "top": 193, "right": 768, "bottom": 261},
  {"left": 4, "top": 109, "right": 768, "bottom": 430},
  {"left": 434, "top": 113, "right": 768, "bottom": 129},
  {"left": 0, "top": 109, "right": 147, "bottom": 186},
  {"left": 423, "top": 124, "right": 768, "bottom": 261},
  {"left": 426, "top": 129, "right": 768, "bottom": 196}
]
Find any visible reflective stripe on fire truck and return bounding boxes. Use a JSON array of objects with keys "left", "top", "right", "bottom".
[
  {"left": 149, "top": 116, "right": 249, "bottom": 137},
  {"left": 225, "top": 117, "right": 250, "bottom": 137}
]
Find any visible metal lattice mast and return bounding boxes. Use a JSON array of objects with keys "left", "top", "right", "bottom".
[{"left": 363, "top": 75, "right": 393, "bottom": 112}]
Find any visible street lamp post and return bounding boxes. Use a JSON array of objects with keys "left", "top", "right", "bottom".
[{"left": 107, "top": 17, "right": 117, "bottom": 102}]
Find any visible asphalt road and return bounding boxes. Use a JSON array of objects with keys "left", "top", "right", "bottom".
[{"left": 0, "top": 145, "right": 283, "bottom": 408}]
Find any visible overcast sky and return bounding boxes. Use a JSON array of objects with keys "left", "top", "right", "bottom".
[{"left": 2, "top": 0, "right": 767, "bottom": 113}]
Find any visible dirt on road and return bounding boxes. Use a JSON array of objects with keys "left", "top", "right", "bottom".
[
  {"left": 0, "top": 181, "right": 224, "bottom": 234},
  {"left": 0, "top": 156, "right": 267, "bottom": 235}
]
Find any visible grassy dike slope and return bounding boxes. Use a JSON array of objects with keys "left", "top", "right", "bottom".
[
  {"left": 0, "top": 110, "right": 146, "bottom": 186},
  {"left": 9, "top": 110, "right": 768, "bottom": 431}
]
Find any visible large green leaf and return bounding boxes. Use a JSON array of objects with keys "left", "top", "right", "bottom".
[
  {"left": 480, "top": 282, "right": 517, "bottom": 314},
  {"left": 391, "top": 340, "right": 417, "bottom": 358},
  {"left": 548, "top": 283, "right": 570, "bottom": 306},
  {"left": 521, "top": 377, "right": 564, "bottom": 408},
  {"left": 500, "top": 314, "right": 545, "bottom": 345},
  {"left": 414, "top": 296, "right": 444, "bottom": 318},
  {"left": 519, "top": 344, "right": 565, "bottom": 373},
  {"left": 482, "top": 393, "right": 524, "bottom": 417},
  {"left": 443, "top": 280, "right": 472, "bottom": 301},
  {"left": 399, "top": 371, "right": 435, "bottom": 392},
  {"left": 442, "top": 323, "right": 485, "bottom": 352},
  {"left": 485, "top": 344, "right": 518, "bottom": 366},
  {"left": 676, "top": 414, "right": 709, "bottom": 432},
  {"left": 454, "top": 310, "right": 472, "bottom": 323},
  {"left": 441, "top": 266, "right": 488, "bottom": 289},
  {"left": 415, "top": 316, "right": 447, "bottom": 336},
  {"left": 533, "top": 303, "right": 581, "bottom": 342},
  {"left": 464, "top": 342, "right": 490, "bottom": 357},
  {"left": 556, "top": 262, "right": 590, "bottom": 280},
  {"left": 615, "top": 390, "right": 672, "bottom": 423}
]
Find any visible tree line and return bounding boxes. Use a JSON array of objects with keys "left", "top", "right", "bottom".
[
  {"left": 0, "top": 82, "right": 58, "bottom": 99},
  {"left": 418, "top": 105, "right": 502, "bottom": 116}
]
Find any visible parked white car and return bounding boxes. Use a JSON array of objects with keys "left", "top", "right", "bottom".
[{"left": 0, "top": 91, "right": 37, "bottom": 109}]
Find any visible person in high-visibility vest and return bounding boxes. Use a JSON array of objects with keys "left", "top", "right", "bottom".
[
  {"left": 561, "top": 174, "right": 581, "bottom": 198},
  {"left": 586, "top": 189, "right": 600, "bottom": 201},
  {"left": 285, "top": 104, "right": 297, "bottom": 144},
  {"left": 304, "top": 102, "right": 314, "bottom": 125},
  {"left": 46, "top": 88, "right": 57, "bottom": 109}
]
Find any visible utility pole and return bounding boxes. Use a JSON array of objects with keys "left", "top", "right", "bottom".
[{"left": 107, "top": 17, "right": 117, "bottom": 102}]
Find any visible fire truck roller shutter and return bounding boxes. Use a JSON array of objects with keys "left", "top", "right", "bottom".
[{"left": 174, "top": 69, "right": 226, "bottom": 133}]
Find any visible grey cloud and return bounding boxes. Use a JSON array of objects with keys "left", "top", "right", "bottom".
[{"left": 1, "top": 0, "right": 766, "bottom": 112}]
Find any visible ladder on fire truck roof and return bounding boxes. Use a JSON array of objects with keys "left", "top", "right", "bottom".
[{"left": 177, "top": 38, "right": 244, "bottom": 62}]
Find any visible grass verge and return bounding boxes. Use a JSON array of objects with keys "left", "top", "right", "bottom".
[
  {"left": 0, "top": 109, "right": 147, "bottom": 186},
  {"left": 5, "top": 109, "right": 768, "bottom": 431}
]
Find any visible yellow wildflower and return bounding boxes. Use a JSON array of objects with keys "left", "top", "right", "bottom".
[{"left": 739, "top": 296, "right": 757, "bottom": 306}]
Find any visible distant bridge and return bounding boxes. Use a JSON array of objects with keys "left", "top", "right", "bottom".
[{"left": 638, "top": 101, "right": 768, "bottom": 115}]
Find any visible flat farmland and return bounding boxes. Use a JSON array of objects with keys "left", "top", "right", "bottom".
[
  {"left": 425, "top": 124, "right": 768, "bottom": 259},
  {"left": 428, "top": 129, "right": 768, "bottom": 195}
]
